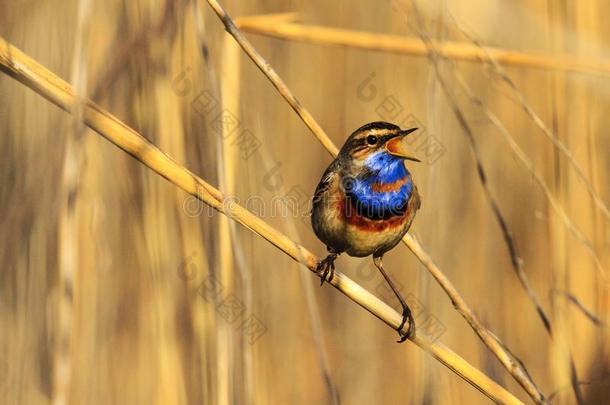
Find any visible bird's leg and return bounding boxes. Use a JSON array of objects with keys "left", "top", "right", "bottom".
[
  {"left": 373, "top": 254, "right": 415, "bottom": 342},
  {"left": 316, "top": 248, "right": 340, "bottom": 286}
]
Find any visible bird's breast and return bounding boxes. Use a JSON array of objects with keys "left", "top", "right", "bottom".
[
  {"left": 340, "top": 175, "right": 413, "bottom": 231},
  {"left": 338, "top": 195, "right": 411, "bottom": 232},
  {"left": 345, "top": 171, "right": 413, "bottom": 222}
]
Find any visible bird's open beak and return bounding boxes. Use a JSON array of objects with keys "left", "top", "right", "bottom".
[{"left": 385, "top": 128, "right": 421, "bottom": 162}]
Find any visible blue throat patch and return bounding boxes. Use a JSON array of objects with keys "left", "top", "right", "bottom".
[{"left": 346, "top": 152, "right": 412, "bottom": 220}]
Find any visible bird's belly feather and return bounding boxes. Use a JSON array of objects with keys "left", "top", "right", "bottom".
[
  {"left": 312, "top": 188, "right": 414, "bottom": 257},
  {"left": 340, "top": 195, "right": 411, "bottom": 256}
]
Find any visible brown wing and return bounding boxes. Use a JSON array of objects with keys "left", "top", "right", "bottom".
[
  {"left": 312, "top": 160, "right": 340, "bottom": 206},
  {"left": 404, "top": 184, "right": 421, "bottom": 231},
  {"left": 411, "top": 184, "right": 421, "bottom": 211}
]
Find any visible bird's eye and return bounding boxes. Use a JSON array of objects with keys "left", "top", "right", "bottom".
[{"left": 366, "top": 135, "right": 378, "bottom": 145}]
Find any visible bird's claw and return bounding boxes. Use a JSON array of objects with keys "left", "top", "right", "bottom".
[
  {"left": 396, "top": 305, "right": 415, "bottom": 343},
  {"left": 316, "top": 254, "right": 337, "bottom": 286}
]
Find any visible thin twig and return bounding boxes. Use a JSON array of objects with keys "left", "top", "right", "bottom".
[
  {"left": 548, "top": 380, "right": 594, "bottom": 403},
  {"left": 203, "top": 0, "right": 546, "bottom": 402},
  {"left": 434, "top": 55, "right": 573, "bottom": 404},
  {"left": 449, "top": 68, "right": 594, "bottom": 405},
  {"left": 397, "top": 2, "right": 546, "bottom": 402},
  {"left": 453, "top": 19, "right": 610, "bottom": 225},
  {"left": 453, "top": 69, "right": 606, "bottom": 280},
  {"left": 0, "top": 36, "right": 524, "bottom": 405},
  {"left": 553, "top": 289, "right": 603, "bottom": 326},
  {"left": 204, "top": 2, "right": 339, "bottom": 157},
  {"left": 432, "top": 57, "right": 553, "bottom": 334},
  {"left": 449, "top": 44, "right": 599, "bottom": 405},
  {"left": 413, "top": 24, "right": 553, "bottom": 333}
]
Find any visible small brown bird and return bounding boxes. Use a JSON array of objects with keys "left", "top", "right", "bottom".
[{"left": 311, "top": 121, "right": 421, "bottom": 342}]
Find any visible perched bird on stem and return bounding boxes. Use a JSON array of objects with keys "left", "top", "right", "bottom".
[{"left": 311, "top": 121, "right": 421, "bottom": 342}]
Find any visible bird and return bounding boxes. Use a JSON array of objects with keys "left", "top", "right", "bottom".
[{"left": 311, "top": 121, "right": 421, "bottom": 342}]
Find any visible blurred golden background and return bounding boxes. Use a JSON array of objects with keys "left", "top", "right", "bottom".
[{"left": 0, "top": 0, "right": 608, "bottom": 404}]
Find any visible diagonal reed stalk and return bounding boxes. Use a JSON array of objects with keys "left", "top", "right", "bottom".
[
  {"left": 0, "top": 36, "right": 524, "bottom": 405},
  {"left": 453, "top": 19, "right": 610, "bottom": 225},
  {"left": 450, "top": 66, "right": 593, "bottom": 405},
  {"left": 399, "top": 1, "right": 571, "bottom": 402},
  {"left": 451, "top": 64, "right": 606, "bottom": 280},
  {"left": 450, "top": 21, "right": 607, "bottom": 281},
  {"left": 204, "top": 0, "right": 546, "bottom": 402},
  {"left": 404, "top": 7, "right": 584, "bottom": 401}
]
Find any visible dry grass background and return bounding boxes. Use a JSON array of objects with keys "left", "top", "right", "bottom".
[{"left": 0, "top": 0, "right": 609, "bottom": 404}]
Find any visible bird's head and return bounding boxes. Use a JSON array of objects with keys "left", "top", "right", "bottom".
[{"left": 339, "top": 121, "right": 420, "bottom": 165}]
